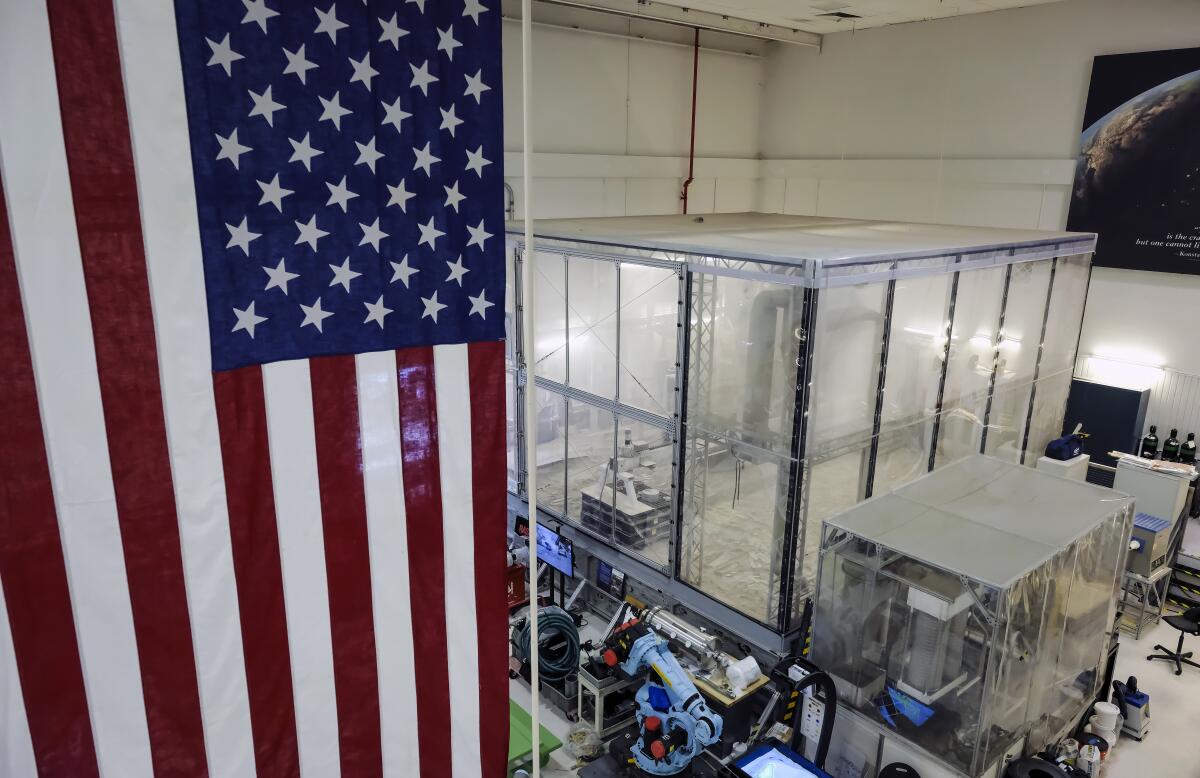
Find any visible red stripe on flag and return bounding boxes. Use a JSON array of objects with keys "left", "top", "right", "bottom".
[
  {"left": 310, "top": 356, "right": 383, "bottom": 778},
  {"left": 214, "top": 368, "right": 300, "bottom": 778},
  {"left": 0, "top": 167, "right": 100, "bottom": 778},
  {"left": 468, "top": 341, "right": 511, "bottom": 778},
  {"left": 395, "top": 347, "right": 452, "bottom": 777},
  {"left": 43, "top": 2, "right": 207, "bottom": 774}
]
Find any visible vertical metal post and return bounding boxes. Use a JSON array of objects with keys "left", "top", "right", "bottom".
[
  {"left": 778, "top": 287, "right": 818, "bottom": 631},
  {"left": 514, "top": 246, "right": 528, "bottom": 495},
  {"left": 980, "top": 258, "right": 1015, "bottom": 454},
  {"left": 863, "top": 273, "right": 897, "bottom": 499},
  {"left": 669, "top": 267, "right": 688, "bottom": 577},
  {"left": 614, "top": 262, "right": 621, "bottom": 406},
  {"left": 1019, "top": 257, "right": 1058, "bottom": 464},
  {"left": 679, "top": 270, "right": 714, "bottom": 584},
  {"left": 519, "top": 2, "right": 540, "bottom": 769},
  {"left": 927, "top": 266, "right": 960, "bottom": 472}
]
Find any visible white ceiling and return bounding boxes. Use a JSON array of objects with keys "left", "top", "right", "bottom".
[{"left": 646, "top": 0, "right": 1067, "bottom": 34}]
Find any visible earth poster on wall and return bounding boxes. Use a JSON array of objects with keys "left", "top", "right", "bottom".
[{"left": 1067, "top": 46, "right": 1200, "bottom": 274}]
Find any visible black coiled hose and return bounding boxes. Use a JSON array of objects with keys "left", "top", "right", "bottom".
[{"left": 514, "top": 606, "right": 580, "bottom": 683}]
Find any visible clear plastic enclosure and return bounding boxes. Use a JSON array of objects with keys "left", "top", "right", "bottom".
[
  {"left": 812, "top": 456, "right": 1133, "bottom": 775},
  {"left": 506, "top": 214, "right": 1095, "bottom": 636}
]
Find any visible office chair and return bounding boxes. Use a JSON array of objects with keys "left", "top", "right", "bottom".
[{"left": 1147, "top": 606, "right": 1200, "bottom": 675}]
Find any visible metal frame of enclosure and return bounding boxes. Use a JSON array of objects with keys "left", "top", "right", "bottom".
[{"left": 503, "top": 214, "right": 1095, "bottom": 652}]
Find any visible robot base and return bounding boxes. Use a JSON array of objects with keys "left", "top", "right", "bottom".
[{"left": 578, "top": 727, "right": 729, "bottom": 778}]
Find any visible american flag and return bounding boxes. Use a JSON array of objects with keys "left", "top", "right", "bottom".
[{"left": 0, "top": 1, "right": 508, "bottom": 777}]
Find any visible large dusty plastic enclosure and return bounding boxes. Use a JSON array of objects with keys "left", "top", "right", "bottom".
[
  {"left": 503, "top": 213, "right": 1095, "bottom": 639},
  {"left": 812, "top": 456, "right": 1133, "bottom": 776}
]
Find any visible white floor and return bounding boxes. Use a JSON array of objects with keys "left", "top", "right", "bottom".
[{"left": 1104, "top": 616, "right": 1200, "bottom": 778}]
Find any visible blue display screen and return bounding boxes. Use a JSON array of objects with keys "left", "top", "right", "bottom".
[
  {"left": 734, "top": 743, "right": 832, "bottom": 778},
  {"left": 535, "top": 525, "right": 573, "bottom": 577}
]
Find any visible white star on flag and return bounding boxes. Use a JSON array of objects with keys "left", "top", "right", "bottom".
[
  {"left": 466, "top": 219, "right": 492, "bottom": 250},
  {"left": 465, "top": 146, "right": 490, "bottom": 177},
  {"left": 325, "top": 176, "right": 358, "bottom": 212},
  {"left": 437, "top": 27, "right": 462, "bottom": 60},
  {"left": 408, "top": 0, "right": 427, "bottom": 14},
  {"left": 440, "top": 104, "right": 463, "bottom": 137},
  {"left": 464, "top": 70, "right": 490, "bottom": 103},
  {"left": 349, "top": 52, "right": 379, "bottom": 90},
  {"left": 256, "top": 174, "right": 293, "bottom": 212},
  {"left": 417, "top": 216, "right": 445, "bottom": 249},
  {"left": 446, "top": 256, "right": 469, "bottom": 286},
  {"left": 288, "top": 133, "right": 323, "bottom": 170},
  {"left": 225, "top": 216, "right": 260, "bottom": 255},
  {"left": 381, "top": 97, "right": 412, "bottom": 135},
  {"left": 413, "top": 142, "right": 440, "bottom": 176},
  {"left": 390, "top": 255, "right": 419, "bottom": 287},
  {"left": 216, "top": 129, "right": 251, "bottom": 169},
  {"left": 206, "top": 34, "right": 243, "bottom": 76},
  {"left": 295, "top": 214, "right": 330, "bottom": 251},
  {"left": 463, "top": 0, "right": 488, "bottom": 24},
  {"left": 318, "top": 91, "right": 352, "bottom": 130},
  {"left": 314, "top": 4, "right": 348, "bottom": 42},
  {"left": 444, "top": 180, "right": 465, "bottom": 212},
  {"left": 378, "top": 13, "right": 409, "bottom": 48},
  {"left": 232, "top": 301, "right": 268, "bottom": 337},
  {"left": 282, "top": 44, "right": 317, "bottom": 84},
  {"left": 421, "top": 290, "right": 447, "bottom": 322},
  {"left": 410, "top": 60, "right": 438, "bottom": 96},
  {"left": 387, "top": 179, "right": 415, "bottom": 212},
  {"left": 329, "top": 258, "right": 362, "bottom": 292},
  {"left": 248, "top": 85, "right": 285, "bottom": 126},
  {"left": 299, "top": 297, "right": 334, "bottom": 332},
  {"left": 242, "top": 0, "right": 279, "bottom": 33},
  {"left": 358, "top": 218, "right": 389, "bottom": 252},
  {"left": 469, "top": 289, "right": 494, "bottom": 318},
  {"left": 355, "top": 138, "right": 384, "bottom": 173},
  {"left": 263, "top": 258, "right": 299, "bottom": 293},
  {"left": 363, "top": 296, "right": 393, "bottom": 329}
]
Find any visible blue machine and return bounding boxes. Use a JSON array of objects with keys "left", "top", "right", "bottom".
[{"left": 601, "top": 619, "right": 723, "bottom": 775}]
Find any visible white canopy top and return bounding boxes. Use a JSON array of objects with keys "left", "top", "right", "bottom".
[
  {"left": 823, "top": 456, "right": 1132, "bottom": 588},
  {"left": 510, "top": 212, "right": 1094, "bottom": 268}
]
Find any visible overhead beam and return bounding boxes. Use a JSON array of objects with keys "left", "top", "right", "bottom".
[{"left": 539, "top": 0, "right": 823, "bottom": 47}]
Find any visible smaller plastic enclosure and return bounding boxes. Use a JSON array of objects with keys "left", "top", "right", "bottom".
[{"left": 813, "top": 456, "right": 1133, "bottom": 776}]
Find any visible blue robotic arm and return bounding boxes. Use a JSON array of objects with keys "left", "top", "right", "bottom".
[{"left": 602, "top": 619, "right": 723, "bottom": 775}]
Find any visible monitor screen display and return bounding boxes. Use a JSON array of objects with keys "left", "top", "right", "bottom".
[
  {"left": 596, "top": 561, "right": 626, "bottom": 598},
  {"left": 535, "top": 524, "right": 573, "bottom": 577},
  {"left": 733, "top": 743, "right": 831, "bottom": 778}
]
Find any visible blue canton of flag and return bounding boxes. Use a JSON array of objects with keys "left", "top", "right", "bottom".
[{"left": 173, "top": 0, "right": 504, "bottom": 371}]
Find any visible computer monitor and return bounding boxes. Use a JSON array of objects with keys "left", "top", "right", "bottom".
[
  {"left": 596, "top": 560, "right": 626, "bottom": 598},
  {"left": 534, "top": 524, "right": 573, "bottom": 577},
  {"left": 731, "top": 741, "right": 832, "bottom": 778}
]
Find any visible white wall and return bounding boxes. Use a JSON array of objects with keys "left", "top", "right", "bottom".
[
  {"left": 499, "top": 12, "right": 767, "bottom": 218},
  {"left": 756, "top": 0, "right": 1200, "bottom": 399}
]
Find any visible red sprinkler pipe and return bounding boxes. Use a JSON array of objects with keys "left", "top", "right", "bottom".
[{"left": 681, "top": 27, "right": 700, "bottom": 214}]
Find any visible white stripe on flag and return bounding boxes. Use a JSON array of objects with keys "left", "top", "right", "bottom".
[
  {"left": 0, "top": 581, "right": 36, "bottom": 778},
  {"left": 111, "top": 1, "right": 258, "bottom": 775},
  {"left": 262, "top": 360, "right": 342, "bottom": 778},
  {"left": 0, "top": 4, "right": 154, "bottom": 777},
  {"left": 355, "top": 350, "right": 421, "bottom": 778},
  {"left": 434, "top": 343, "right": 484, "bottom": 778}
]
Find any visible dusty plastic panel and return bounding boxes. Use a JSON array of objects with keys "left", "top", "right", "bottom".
[
  {"left": 504, "top": 213, "right": 1096, "bottom": 638},
  {"left": 812, "top": 456, "right": 1133, "bottom": 776}
]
